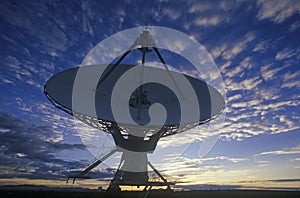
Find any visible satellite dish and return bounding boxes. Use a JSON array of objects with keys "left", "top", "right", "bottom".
[
  {"left": 45, "top": 64, "right": 224, "bottom": 134},
  {"left": 44, "top": 28, "right": 225, "bottom": 194}
]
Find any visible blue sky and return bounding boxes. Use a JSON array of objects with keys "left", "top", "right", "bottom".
[{"left": 0, "top": 0, "right": 300, "bottom": 190}]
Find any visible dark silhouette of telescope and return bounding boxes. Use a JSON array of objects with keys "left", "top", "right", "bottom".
[{"left": 44, "top": 29, "right": 225, "bottom": 194}]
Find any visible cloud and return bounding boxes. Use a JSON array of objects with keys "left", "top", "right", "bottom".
[
  {"left": 188, "top": 0, "right": 247, "bottom": 27},
  {"left": 0, "top": 112, "right": 89, "bottom": 180},
  {"left": 194, "top": 15, "right": 223, "bottom": 26},
  {"left": 188, "top": 1, "right": 215, "bottom": 13},
  {"left": 225, "top": 56, "right": 254, "bottom": 78},
  {"left": 188, "top": 0, "right": 238, "bottom": 14},
  {"left": 199, "top": 156, "right": 246, "bottom": 163},
  {"left": 275, "top": 48, "right": 298, "bottom": 61},
  {"left": 281, "top": 71, "right": 300, "bottom": 89},
  {"left": 278, "top": 115, "right": 295, "bottom": 128},
  {"left": 256, "top": 87, "right": 281, "bottom": 101},
  {"left": 227, "top": 93, "right": 241, "bottom": 103},
  {"left": 163, "top": 7, "right": 182, "bottom": 20},
  {"left": 291, "top": 157, "right": 300, "bottom": 162},
  {"left": 256, "top": 0, "right": 300, "bottom": 23},
  {"left": 266, "top": 178, "right": 300, "bottom": 183},
  {"left": 231, "top": 99, "right": 260, "bottom": 109},
  {"left": 0, "top": 1, "right": 69, "bottom": 51},
  {"left": 255, "top": 145, "right": 300, "bottom": 157},
  {"left": 225, "top": 76, "right": 262, "bottom": 91},
  {"left": 1, "top": 54, "right": 55, "bottom": 90},
  {"left": 253, "top": 100, "right": 300, "bottom": 112},
  {"left": 289, "top": 21, "right": 300, "bottom": 32},
  {"left": 221, "top": 32, "right": 255, "bottom": 61},
  {"left": 217, "top": 88, "right": 300, "bottom": 140},
  {"left": 221, "top": 131, "right": 253, "bottom": 141},
  {"left": 81, "top": 1, "right": 95, "bottom": 36},
  {"left": 253, "top": 41, "right": 267, "bottom": 52},
  {"left": 0, "top": 74, "right": 14, "bottom": 85},
  {"left": 260, "top": 63, "right": 283, "bottom": 81},
  {"left": 211, "top": 44, "right": 228, "bottom": 60},
  {"left": 162, "top": 156, "right": 252, "bottom": 184},
  {"left": 282, "top": 81, "right": 300, "bottom": 89},
  {"left": 160, "top": 154, "right": 247, "bottom": 177}
]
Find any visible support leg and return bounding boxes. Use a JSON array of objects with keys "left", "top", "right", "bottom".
[{"left": 67, "top": 148, "right": 117, "bottom": 183}]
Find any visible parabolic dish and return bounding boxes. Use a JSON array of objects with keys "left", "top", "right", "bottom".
[{"left": 44, "top": 64, "right": 225, "bottom": 136}]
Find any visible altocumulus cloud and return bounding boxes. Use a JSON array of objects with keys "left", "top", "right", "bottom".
[{"left": 0, "top": 112, "right": 93, "bottom": 180}]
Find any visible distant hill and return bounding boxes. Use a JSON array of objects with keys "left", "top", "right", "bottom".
[{"left": 0, "top": 184, "right": 96, "bottom": 192}]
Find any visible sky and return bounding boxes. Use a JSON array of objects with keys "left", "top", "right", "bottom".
[{"left": 0, "top": 0, "right": 300, "bottom": 190}]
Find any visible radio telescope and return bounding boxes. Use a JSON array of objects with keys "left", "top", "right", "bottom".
[{"left": 44, "top": 28, "right": 225, "bottom": 194}]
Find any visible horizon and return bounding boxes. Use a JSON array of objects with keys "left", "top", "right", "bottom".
[{"left": 1, "top": 180, "right": 300, "bottom": 191}]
